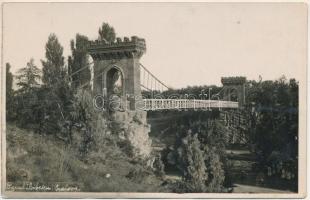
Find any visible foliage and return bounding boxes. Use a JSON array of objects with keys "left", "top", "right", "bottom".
[
  {"left": 6, "top": 63, "right": 14, "bottom": 121},
  {"left": 68, "top": 89, "right": 112, "bottom": 154},
  {"left": 6, "top": 124, "right": 165, "bottom": 192},
  {"left": 142, "top": 85, "right": 222, "bottom": 99},
  {"left": 16, "top": 58, "right": 41, "bottom": 93},
  {"left": 172, "top": 129, "right": 226, "bottom": 193},
  {"left": 246, "top": 76, "right": 298, "bottom": 190},
  {"left": 177, "top": 133, "right": 208, "bottom": 192},
  {"left": 156, "top": 111, "right": 227, "bottom": 192},
  {"left": 41, "top": 33, "right": 66, "bottom": 86},
  {"left": 68, "top": 34, "right": 91, "bottom": 90},
  {"left": 10, "top": 35, "right": 73, "bottom": 136},
  {"left": 153, "top": 153, "right": 165, "bottom": 178},
  {"left": 98, "top": 22, "right": 116, "bottom": 43},
  {"left": 13, "top": 59, "right": 42, "bottom": 128},
  {"left": 6, "top": 63, "right": 13, "bottom": 96},
  {"left": 39, "top": 34, "right": 73, "bottom": 136},
  {"left": 69, "top": 89, "right": 97, "bottom": 150},
  {"left": 5, "top": 24, "right": 169, "bottom": 193},
  {"left": 203, "top": 145, "right": 225, "bottom": 192}
]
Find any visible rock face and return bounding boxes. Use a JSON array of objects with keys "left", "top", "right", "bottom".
[{"left": 111, "top": 110, "right": 152, "bottom": 159}]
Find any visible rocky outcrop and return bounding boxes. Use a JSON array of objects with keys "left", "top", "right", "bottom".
[{"left": 111, "top": 110, "right": 152, "bottom": 159}]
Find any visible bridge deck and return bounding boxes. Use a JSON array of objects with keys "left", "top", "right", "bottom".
[{"left": 142, "top": 99, "right": 238, "bottom": 111}]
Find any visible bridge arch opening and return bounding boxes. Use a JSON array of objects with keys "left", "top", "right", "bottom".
[
  {"left": 106, "top": 67, "right": 124, "bottom": 111},
  {"left": 106, "top": 67, "right": 123, "bottom": 97},
  {"left": 229, "top": 88, "right": 239, "bottom": 102}
]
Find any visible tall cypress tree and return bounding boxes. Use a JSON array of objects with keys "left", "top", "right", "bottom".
[
  {"left": 41, "top": 33, "right": 66, "bottom": 87},
  {"left": 68, "top": 34, "right": 91, "bottom": 90},
  {"left": 6, "top": 63, "right": 13, "bottom": 94},
  {"left": 98, "top": 22, "right": 116, "bottom": 43},
  {"left": 41, "top": 33, "right": 72, "bottom": 135},
  {"left": 6, "top": 63, "right": 14, "bottom": 121}
]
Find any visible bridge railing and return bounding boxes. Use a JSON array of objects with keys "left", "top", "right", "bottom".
[{"left": 142, "top": 99, "right": 238, "bottom": 111}]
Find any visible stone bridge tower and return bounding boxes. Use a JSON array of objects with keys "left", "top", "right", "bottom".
[
  {"left": 87, "top": 36, "right": 152, "bottom": 159},
  {"left": 88, "top": 36, "right": 146, "bottom": 110},
  {"left": 221, "top": 77, "right": 246, "bottom": 108}
]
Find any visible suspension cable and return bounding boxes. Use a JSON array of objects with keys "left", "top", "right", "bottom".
[
  {"left": 139, "top": 63, "right": 170, "bottom": 91},
  {"left": 69, "top": 61, "right": 94, "bottom": 77}
]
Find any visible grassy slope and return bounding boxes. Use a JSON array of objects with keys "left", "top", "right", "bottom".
[{"left": 6, "top": 123, "right": 166, "bottom": 192}]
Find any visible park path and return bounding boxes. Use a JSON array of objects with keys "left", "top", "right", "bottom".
[
  {"left": 233, "top": 184, "right": 292, "bottom": 193},
  {"left": 227, "top": 148, "right": 293, "bottom": 193}
]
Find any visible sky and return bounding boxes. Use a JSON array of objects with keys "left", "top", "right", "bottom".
[{"left": 2, "top": 2, "right": 307, "bottom": 88}]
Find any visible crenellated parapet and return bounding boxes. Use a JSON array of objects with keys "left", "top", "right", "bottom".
[
  {"left": 221, "top": 76, "right": 246, "bottom": 85},
  {"left": 88, "top": 35, "right": 146, "bottom": 110},
  {"left": 88, "top": 36, "right": 146, "bottom": 60}
]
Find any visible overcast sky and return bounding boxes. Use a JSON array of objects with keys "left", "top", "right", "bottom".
[{"left": 3, "top": 2, "right": 307, "bottom": 88}]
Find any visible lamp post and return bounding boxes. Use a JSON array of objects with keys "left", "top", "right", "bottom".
[
  {"left": 185, "top": 94, "right": 188, "bottom": 110},
  {"left": 199, "top": 89, "right": 205, "bottom": 100},
  {"left": 187, "top": 94, "right": 196, "bottom": 110},
  {"left": 212, "top": 94, "right": 221, "bottom": 111},
  {"left": 208, "top": 88, "right": 212, "bottom": 111},
  {"left": 202, "top": 93, "right": 207, "bottom": 110}
]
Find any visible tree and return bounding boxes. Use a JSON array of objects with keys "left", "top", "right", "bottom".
[
  {"left": 16, "top": 58, "right": 41, "bottom": 93},
  {"left": 68, "top": 34, "right": 91, "bottom": 90},
  {"left": 166, "top": 112, "right": 226, "bottom": 193},
  {"left": 40, "top": 33, "right": 73, "bottom": 136},
  {"left": 41, "top": 33, "right": 71, "bottom": 107},
  {"left": 14, "top": 59, "right": 42, "bottom": 127},
  {"left": 157, "top": 85, "right": 222, "bottom": 100},
  {"left": 6, "top": 63, "right": 14, "bottom": 121},
  {"left": 177, "top": 133, "right": 208, "bottom": 192},
  {"left": 41, "top": 33, "right": 66, "bottom": 87},
  {"left": 246, "top": 76, "right": 298, "bottom": 191},
  {"left": 6, "top": 63, "right": 13, "bottom": 95},
  {"left": 98, "top": 22, "right": 116, "bottom": 43},
  {"left": 203, "top": 145, "right": 225, "bottom": 192}
]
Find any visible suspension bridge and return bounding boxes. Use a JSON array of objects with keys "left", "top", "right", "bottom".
[
  {"left": 139, "top": 63, "right": 240, "bottom": 110},
  {"left": 71, "top": 36, "right": 245, "bottom": 111}
]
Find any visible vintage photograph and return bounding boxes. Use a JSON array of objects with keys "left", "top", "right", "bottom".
[{"left": 1, "top": 2, "right": 307, "bottom": 198}]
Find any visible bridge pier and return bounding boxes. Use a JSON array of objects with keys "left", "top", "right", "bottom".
[{"left": 87, "top": 36, "right": 153, "bottom": 159}]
